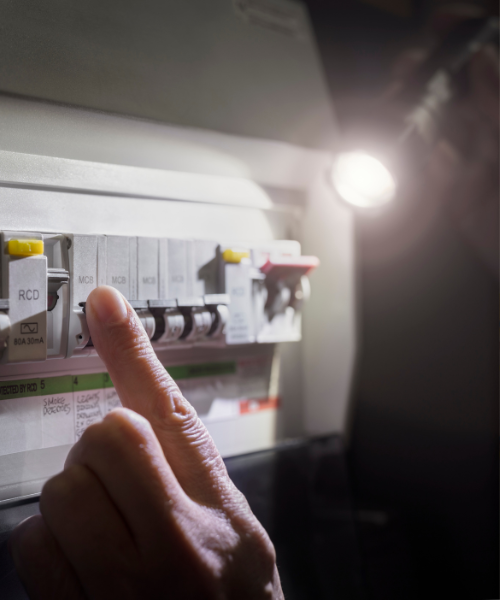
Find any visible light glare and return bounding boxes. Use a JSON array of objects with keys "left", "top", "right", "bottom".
[{"left": 331, "top": 151, "right": 396, "bottom": 208}]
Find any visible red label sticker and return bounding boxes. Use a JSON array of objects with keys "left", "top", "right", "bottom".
[{"left": 239, "top": 396, "right": 280, "bottom": 414}]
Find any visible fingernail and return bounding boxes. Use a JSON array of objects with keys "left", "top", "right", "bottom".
[{"left": 88, "top": 286, "right": 129, "bottom": 324}]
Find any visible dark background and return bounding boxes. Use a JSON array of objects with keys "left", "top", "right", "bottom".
[{"left": 305, "top": 0, "right": 499, "bottom": 598}]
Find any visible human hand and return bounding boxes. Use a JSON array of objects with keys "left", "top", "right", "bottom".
[
  {"left": 9, "top": 285, "right": 283, "bottom": 599},
  {"left": 427, "top": 39, "right": 499, "bottom": 275},
  {"left": 392, "top": 5, "right": 499, "bottom": 273}
]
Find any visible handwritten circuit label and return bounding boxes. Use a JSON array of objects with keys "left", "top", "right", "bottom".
[
  {"left": 0, "top": 360, "right": 272, "bottom": 458},
  {"left": 43, "top": 396, "right": 71, "bottom": 416},
  {"left": 73, "top": 374, "right": 105, "bottom": 440}
]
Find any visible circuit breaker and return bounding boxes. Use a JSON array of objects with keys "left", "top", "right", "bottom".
[{"left": 0, "top": 231, "right": 318, "bottom": 364}]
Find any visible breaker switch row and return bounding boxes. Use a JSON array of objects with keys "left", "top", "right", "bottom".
[{"left": 0, "top": 231, "right": 318, "bottom": 364}]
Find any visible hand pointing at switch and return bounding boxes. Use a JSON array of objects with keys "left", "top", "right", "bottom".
[{"left": 9, "top": 285, "right": 283, "bottom": 600}]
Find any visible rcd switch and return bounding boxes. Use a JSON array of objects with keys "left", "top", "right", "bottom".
[
  {"left": 219, "top": 242, "right": 319, "bottom": 344},
  {"left": 220, "top": 248, "right": 255, "bottom": 345},
  {"left": 257, "top": 254, "right": 318, "bottom": 343},
  {"left": 1, "top": 232, "right": 47, "bottom": 363}
]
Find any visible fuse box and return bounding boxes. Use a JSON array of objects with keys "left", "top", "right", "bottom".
[
  {"left": 0, "top": 232, "right": 318, "bottom": 364},
  {"left": 0, "top": 0, "right": 356, "bottom": 505}
]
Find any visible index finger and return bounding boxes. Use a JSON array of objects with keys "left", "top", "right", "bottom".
[{"left": 85, "top": 285, "right": 234, "bottom": 508}]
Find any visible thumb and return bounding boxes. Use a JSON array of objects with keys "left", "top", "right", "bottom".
[{"left": 85, "top": 285, "right": 232, "bottom": 507}]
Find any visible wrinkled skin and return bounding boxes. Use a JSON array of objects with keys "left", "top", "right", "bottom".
[{"left": 9, "top": 286, "right": 284, "bottom": 600}]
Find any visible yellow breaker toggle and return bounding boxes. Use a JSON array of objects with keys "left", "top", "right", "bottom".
[
  {"left": 7, "top": 239, "right": 44, "bottom": 257},
  {"left": 222, "top": 248, "right": 250, "bottom": 263}
]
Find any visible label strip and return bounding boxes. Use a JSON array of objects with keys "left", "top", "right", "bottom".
[{"left": 0, "top": 361, "right": 238, "bottom": 399}]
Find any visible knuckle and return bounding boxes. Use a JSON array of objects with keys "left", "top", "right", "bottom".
[
  {"left": 153, "top": 404, "right": 205, "bottom": 452},
  {"left": 41, "top": 465, "right": 91, "bottom": 509},
  {"left": 179, "top": 411, "right": 207, "bottom": 440},
  {"left": 225, "top": 494, "right": 277, "bottom": 568},
  {"left": 152, "top": 379, "right": 200, "bottom": 431},
  {"left": 240, "top": 522, "right": 277, "bottom": 583},
  {"left": 252, "top": 519, "right": 276, "bottom": 564},
  {"left": 255, "top": 529, "right": 277, "bottom": 566},
  {"left": 203, "top": 511, "right": 277, "bottom": 594}
]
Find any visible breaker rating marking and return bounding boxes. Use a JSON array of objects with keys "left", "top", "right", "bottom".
[{"left": 13, "top": 337, "right": 44, "bottom": 346}]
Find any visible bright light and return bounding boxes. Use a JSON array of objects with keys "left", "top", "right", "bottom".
[{"left": 331, "top": 151, "right": 397, "bottom": 208}]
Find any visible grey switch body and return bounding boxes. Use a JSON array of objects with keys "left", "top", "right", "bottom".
[
  {"left": 67, "top": 234, "right": 103, "bottom": 357},
  {"left": 71, "top": 235, "right": 98, "bottom": 305},
  {"left": 106, "top": 236, "right": 131, "bottom": 298},
  {"left": 138, "top": 238, "right": 159, "bottom": 300},
  {"left": 167, "top": 239, "right": 189, "bottom": 299},
  {"left": 193, "top": 240, "right": 218, "bottom": 297},
  {"left": 129, "top": 237, "right": 138, "bottom": 301}
]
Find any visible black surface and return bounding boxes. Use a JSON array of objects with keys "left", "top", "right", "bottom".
[
  {"left": 0, "top": 499, "right": 39, "bottom": 600},
  {"left": 226, "top": 437, "right": 365, "bottom": 600},
  {"left": 348, "top": 202, "right": 499, "bottom": 600},
  {"left": 304, "top": 2, "right": 499, "bottom": 598}
]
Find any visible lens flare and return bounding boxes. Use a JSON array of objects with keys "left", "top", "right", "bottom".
[{"left": 331, "top": 151, "right": 397, "bottom": 208}]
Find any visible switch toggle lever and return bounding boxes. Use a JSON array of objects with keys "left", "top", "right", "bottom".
[
  {"left": 204, "top": 294, "right": 230, "bottom": 339},
  {"left": 177, "top": 298, "right": 213, "bottom": 342},
  {"left": 148, "top": 299, "right": 185, "bottom": 344},
  {"left": 0, "top": 300, "right": 11, "bottom": 358},
  {"left": 130, "top": 300, "right": 156, "bottom": 340},
  {"left": 47, "top": 268, "right": 69, "bottom": 311},
  {"left": 260, "top": 256, "right": 319, "bottom": 319}
]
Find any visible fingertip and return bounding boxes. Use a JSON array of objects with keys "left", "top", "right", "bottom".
[
  {"left": 103, "top": 406, "right": 154, "bottom": 435},
  {"left": 86, "top": 286, "right": 129, "bottom": 326},
  {"left": 71, "top": 407, "right": 159, "bottom": 462}
]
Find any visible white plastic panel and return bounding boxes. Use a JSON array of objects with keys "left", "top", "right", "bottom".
[
  {"left": 302, "top": 175, "right": 356, "bottom": 436},
  {"left": 0, "top": 344, "right": 283, "bottom": 502},
  {"left": 225, "top": 261, "right": 255, "bottom": 345}
]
